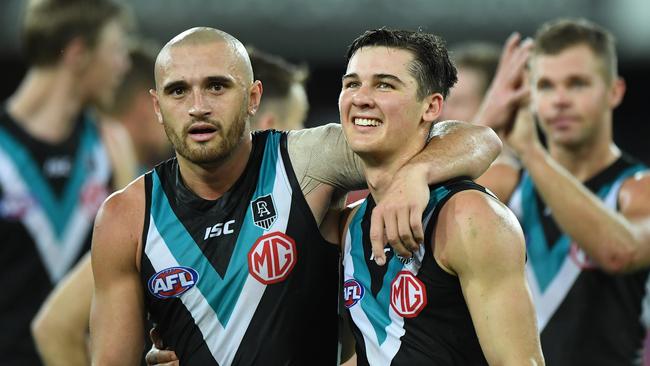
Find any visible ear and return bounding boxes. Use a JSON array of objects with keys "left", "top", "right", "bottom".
[
  {"left": 609, "top": 77, "right": 626, "bottom": 109},
  {"left": 248, "top": 80, "right": 263, "bottom": 116},
  {"left": 149, "top": 89, "right": 164, "bottom": 125},
  {"left": 61, "top": 36, "right": 90, "bottom": 70},
  {"left": 422, "top": 93, "right": 444, "bottom": 123}
]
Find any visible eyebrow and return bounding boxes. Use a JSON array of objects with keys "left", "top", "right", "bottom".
[
  {"left": 162, "top": 76, "right": 235, "bottom": 94},
  {"left": 341, "top": 72, "right": 406, "bottom": 86}
]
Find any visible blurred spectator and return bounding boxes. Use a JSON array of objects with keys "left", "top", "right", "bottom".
[
  {"left": 100, "top": 40, "right": 172, "bottom": 172},
  {"left": 441, "top": 41, "right": 500, "bottom": 121},
  {"left": 247, "top": 46, "right": 309, "bottom": 131}
]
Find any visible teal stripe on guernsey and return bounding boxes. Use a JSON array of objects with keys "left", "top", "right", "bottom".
[
  {"left": 525, "top": 164, "right": 647, "bottom": 291},
  {"left": 150, "top": 133, "right": 281, "bottom": 327},
  {"left": 351, "top": 184, "right": 448, "bottom": 346},
  {"left": 0, "top": 115, "right": 97, "bottom": 238},
  {"left": 350, "top": 200, "right": 402, "bottom": 346}
]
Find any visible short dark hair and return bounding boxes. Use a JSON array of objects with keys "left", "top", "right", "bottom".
[
  {"left": 248, "top": 46, "right": 308, "bottom": 100},
  {"left": 22, "top": 0, "right": 131, "bottom": 66},
  {"left": 450, "top": 42, "right": 501, "bottom": 95},
  {"left": 534, "top": 18, "right": 618, "bottom": 82},
  {"left": 345, "top": 28, "right": 457, "bottom": 99}
]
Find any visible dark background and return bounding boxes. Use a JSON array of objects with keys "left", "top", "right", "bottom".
[{"left": 1, "top": 0, "right": 648, "bottom": 162}]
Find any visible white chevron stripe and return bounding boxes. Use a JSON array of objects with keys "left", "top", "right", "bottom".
[{"left": 0, "top": 143, "right": 110, "bottom": 282}]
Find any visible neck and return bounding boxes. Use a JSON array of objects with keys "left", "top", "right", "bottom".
[
  {"left": 549, "top": 136, "right": 620, "bottom": 182},
  {"left": 7, "top": 67, "right": 85, "bottom": 143},
  {"left": 362, "top": 135, "right": 426, "bottom": 203},
  {"left": 176, "top": 132, "right": 252, "bottom": 200}
]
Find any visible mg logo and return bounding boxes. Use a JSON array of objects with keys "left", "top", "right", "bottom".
[
  {"left": 248, "top": 232, "right": 297, "bottom": 284},
  {"left": 343, "top": 279, "right": 364, "bottom": 308},
  {"left": 390, "top": 271, "right": 427, "bottom": 318}
]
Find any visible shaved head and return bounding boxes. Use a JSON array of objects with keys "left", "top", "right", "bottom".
[{"left": 154, "top": 27, "right": 253, "bottom": 89}]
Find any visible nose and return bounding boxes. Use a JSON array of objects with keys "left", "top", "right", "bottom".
[
  {"left": 189, "top": 90, "right": 211, "bottom": 119},
  {"left": 551, "top": 87, "right": 571, "bottom": 108},
  {"left": 351, "top": 85, "right": 375, "bottom": 109}
]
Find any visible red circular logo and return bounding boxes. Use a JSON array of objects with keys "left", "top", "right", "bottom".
[
  {"left": 248, "top": 232, "right": 297, "bottom": 284},
  {"left": 390, "top": 271, "right": 427, "bottom": 318}
]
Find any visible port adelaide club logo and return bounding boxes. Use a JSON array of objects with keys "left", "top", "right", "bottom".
[
  {"left": 251, "top": 194, "right": 277, "bottom": 230},
  {"left": 148, "top": 266, "right": 199, "bottom": 299}
]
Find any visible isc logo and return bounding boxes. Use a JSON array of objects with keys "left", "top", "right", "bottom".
[
  {"left": 148, "top": 266, "right": 199, "bottom": 299},
  {"left": 204, "top": 220, "right": 235, "bottom": 240},
  {"left": 248, "top": 232, "right": 297, "bottom": 285},
  {"left": 390, "top": 271, "right": 427, "bottom": 318},
  {"left": 343, "top": 279, "right": 364, "bottom": 308}
]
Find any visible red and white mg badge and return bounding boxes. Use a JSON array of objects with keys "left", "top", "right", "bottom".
[
  {"left": 390, "top": 270, "right": 427, "bottom": 318},
  {"left": 248, "top": 232, "right": 297, "bottom": 284}
]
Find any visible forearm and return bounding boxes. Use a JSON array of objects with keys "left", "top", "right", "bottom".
[
  {"left": 90, "top": 286, "right": 144, "bottom": 366},
  {"left": 34, "top": 330, "right": 89, "bottom": 366},
  {"left": 521, "top": 146, "right": 639, "bottom": 271},
  {"left": 412, "top": 121, "right": 501, "bottom": 183}
]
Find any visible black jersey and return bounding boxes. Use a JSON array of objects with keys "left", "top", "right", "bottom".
[
  {"left": 140, "top": 130, "right": 340, "bottom": 365},
  {"left": 508, "top": 155, "right": 649, "bottom": 365},
  {"left": 0, "top": 106, "right": 111, "bottom": 365},
  {"left": 342, "top": 179, "right": 489, "bottom": 366}
]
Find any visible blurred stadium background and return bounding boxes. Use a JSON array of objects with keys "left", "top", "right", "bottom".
[{"left": 0, "top": 0, "right": 648, "bottom": 161}]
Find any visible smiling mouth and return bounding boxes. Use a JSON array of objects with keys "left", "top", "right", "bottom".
[{"left": 354, "top": 118, "right": 382, "bottom": 127}]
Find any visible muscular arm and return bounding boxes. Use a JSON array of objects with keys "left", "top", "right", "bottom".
[
  {"left": 438, "top": 191, "right": 543, "bottom": 365},
  {"left": 90, "top": 180, "right": 146, "bottom": 365},
  {"left": 288, "top": 121, "right": 501, "bottom": 192},
  {"left": 32, "top": 254, "right": 93, "bottom": 366}
]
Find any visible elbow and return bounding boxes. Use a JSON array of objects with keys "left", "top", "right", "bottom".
[
  {"left": 482, "top": 126, "right": 503, "bottom": 162},
  {"left": 596, "top": 245, "right": 637, "bottom": 274},
  {"left": 31, "top": 311, "right": 58, "bottom": 356}
]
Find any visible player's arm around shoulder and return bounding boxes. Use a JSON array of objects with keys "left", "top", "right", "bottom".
[
  {"left": 90, "top": 177, "right": 146, "bottom": 366},
  {"left": 436, "top": 189, "right": 544, "bottom": 366}
]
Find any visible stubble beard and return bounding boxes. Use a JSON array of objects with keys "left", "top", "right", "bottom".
[{"left": 162, "top": 105, "right": 248, "bottom": 165}]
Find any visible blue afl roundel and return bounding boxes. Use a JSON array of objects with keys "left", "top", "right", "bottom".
[
  {"left": 343, "top": 279, "right": 364, "bottom": 308},
  {"left": 148, "top": 266, "right": 199, "bottom": 299}
]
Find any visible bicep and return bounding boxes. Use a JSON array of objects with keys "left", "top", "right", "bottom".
[
  {"left": 288, "top": 124, "right": 365, "bottom": 192},
  {"left": 440, "top": 192, "right": 541, "bottom": 364},
  {"left": 90, "top": 196, "right": 144, "bottom": 365}
]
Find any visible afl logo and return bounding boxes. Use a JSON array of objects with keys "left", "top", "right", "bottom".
[
  {"left": 248, "top": 232, "right": 297, "bottom": 285},
  {"left": 390, "top": 271, "right": 427, "bottom": 318},
  {"left": 343, "top": 279, "right": 364, "bottom": 308},
  {"left": 148, "top": 266, "right": 199, "bottom": 299}
]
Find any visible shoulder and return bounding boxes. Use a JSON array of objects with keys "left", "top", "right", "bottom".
[
  {"left": 435, "top": 189, "right": 525, "bottom": 273},
  {"left": 93, "top": 176, "right": 146, "bottom": 267}
]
